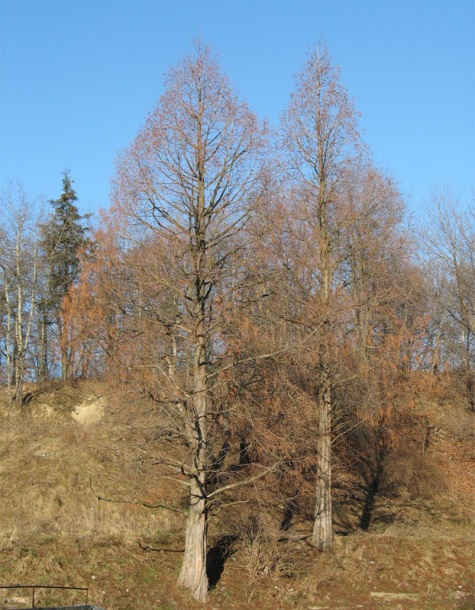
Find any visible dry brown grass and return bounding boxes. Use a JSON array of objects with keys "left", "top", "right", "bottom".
[
  {"left": 0, "top": 382, "right": 184, "bottom": 551},
  {"left": 0, "top": 380, "right": 473, "bottom": 610}
]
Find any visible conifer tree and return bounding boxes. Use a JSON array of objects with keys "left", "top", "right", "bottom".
[{"left": 39, "top": 170, "right": 90, "bottom": 380}]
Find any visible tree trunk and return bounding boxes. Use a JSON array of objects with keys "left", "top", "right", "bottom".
[
  {"left": 311, "top": 367, "right": 332, "bottom": 550},
  {"left": 38, "top": 304, "right": 49, "bottom": 381},
  {"left": 58, "top": 316, "right": 70, "bottom": 381},
  {"left": 177, "top": 90, "right": 211, "bottom": 600},
  {"left": 108, "top": 42, "right": 265, "bottom": 602},
  {"left": 179, "top": 157, "right": 210, "bottom": 600},
  {"left": 178, "top": 477, "right": 209, "bottom": 601},
  {"left": 61, "top": 348, "right": 69, "bottom": 381},
  {"left": 312, "top": 163, "right": 333, "bottom": 550}
]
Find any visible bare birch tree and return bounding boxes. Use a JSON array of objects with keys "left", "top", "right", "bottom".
[
  {"left": 0, "top": 185, "right": 40, "bottom": 406},
  {"left": 428, "top": 192, "right": 475, "bottom": 366},
  {"left": 424, "top": 191, "right": 475, "bottom": 407}
]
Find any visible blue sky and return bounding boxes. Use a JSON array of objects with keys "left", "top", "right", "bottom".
[{"left": 0, "top": 0, "right": 473, "bottom": 220}]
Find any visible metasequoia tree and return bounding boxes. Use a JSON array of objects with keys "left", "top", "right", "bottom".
[
  {"left": 339, "top": 199, "right": 429, "bottom": 528},
  {"left": 63, "top": 218, "right": 134, "bottom": 375},
  {"left": 280, "top": 44, "right": 363, "bottom": 550},
  {"left": 233, "top": 148, "right": 415, "bottom": 537},
  {"left": 58, "top": 250, "right": 107, "bottom": 379},
  {"left": 111, "top": 42, "right": 266, "bottom": 601},
  {"left": 338, "top": 166, "right": 406, "bottom": 354}
]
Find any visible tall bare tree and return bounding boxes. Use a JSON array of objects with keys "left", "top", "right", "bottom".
[
  {"left": 0, "top": 185, "right": 40, "bottom": 406},
  {"left": 280, "top": 43, "right": 362, "bottom": 550},
  {"left": 110, "top": 42, "right": 266, "bottom": 601},
  {"left": 426, "top": 191, "right": 475, "bottom": 371},
  {"left": 424, "top": 191, "right": 475, "bottom": 407}
]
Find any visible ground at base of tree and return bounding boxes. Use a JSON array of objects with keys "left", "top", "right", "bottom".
[{"left": 0, "top": 381, "right": 473, "bottom": 610}]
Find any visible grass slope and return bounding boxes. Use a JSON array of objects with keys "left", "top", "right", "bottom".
[{"left": 0, "top": 381, "right": 473, "bottom": 609}]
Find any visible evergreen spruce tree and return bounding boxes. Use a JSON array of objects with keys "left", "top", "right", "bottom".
[{"left": 39, "top": 170, "right": 90, "bottom": 380}]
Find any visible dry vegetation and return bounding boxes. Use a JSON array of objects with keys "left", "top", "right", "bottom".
[
  {"left": 2, "top": 40, "right": 474, "bottom": 605},
  {"left": 0, "top": 379, "right": 473, "bottom": 610}
]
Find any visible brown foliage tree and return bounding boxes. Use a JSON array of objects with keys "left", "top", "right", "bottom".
[
  {"left": 280, "top": 43, "right": 363, "bottom": 551},
  {"left": 108, "top": 41, "right": 267, "bottom": 601}
]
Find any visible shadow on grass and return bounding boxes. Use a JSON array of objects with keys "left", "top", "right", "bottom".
[{"left": 207, "top": 535, "right": 238, "bottom": 588}]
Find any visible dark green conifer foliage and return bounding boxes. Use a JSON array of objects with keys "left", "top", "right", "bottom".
[{"left": 39, "top": 170, "right": 90, "bottom": 379}]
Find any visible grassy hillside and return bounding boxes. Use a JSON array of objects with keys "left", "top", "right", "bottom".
[{"left": 0, "top": 380, "right": 473, "bottom": 609}]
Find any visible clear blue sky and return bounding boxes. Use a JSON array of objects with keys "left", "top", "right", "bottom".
[{"left": 0, "top": 0, "right": 473, "bottom": 220}]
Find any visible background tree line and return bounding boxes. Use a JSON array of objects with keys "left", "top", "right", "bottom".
[
  {"left": 0, "top": 42, "right": 473, "bottom": 602},
  {"left": 0, "top": 171, "right": 91, "bottom": 404}
]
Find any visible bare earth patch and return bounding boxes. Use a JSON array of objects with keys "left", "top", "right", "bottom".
[{"left": 71, "top": 396, "right": 106, "bottom": 426}]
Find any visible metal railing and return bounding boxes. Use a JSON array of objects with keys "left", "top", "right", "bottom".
[{"left": 0, "top": 584, "right": 89, "bottom": 608}]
